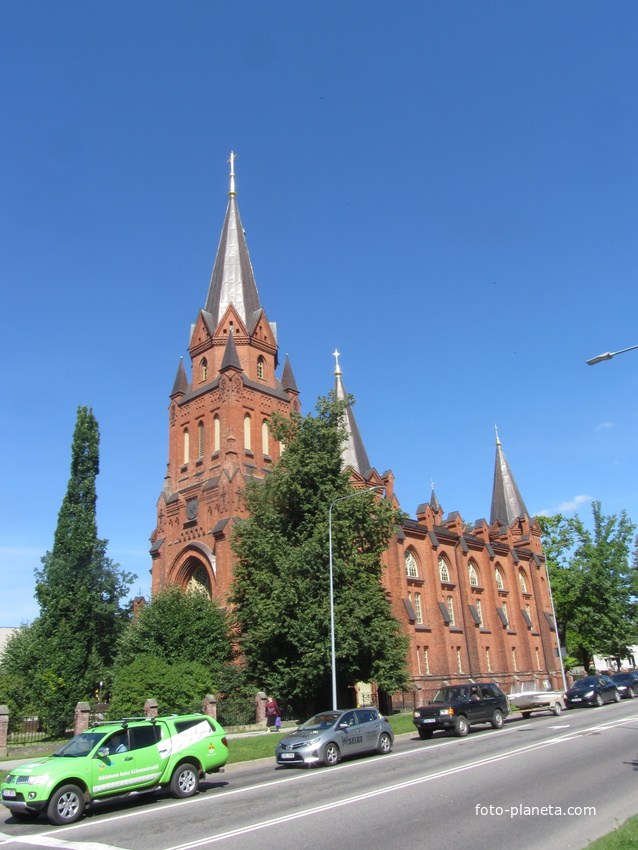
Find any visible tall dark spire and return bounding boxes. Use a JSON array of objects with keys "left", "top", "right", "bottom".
[
  {"left": 332, "top": 350, "right": 371, "bottom": 475},
  {"left": 204, "top": 152, "right": 262, "bottom": 328},
  {"left": 490, "top": 426, "right": 529, "bottom": 526}
]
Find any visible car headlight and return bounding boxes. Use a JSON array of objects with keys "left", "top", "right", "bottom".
[
  {"left": 584, "top": 691, "right": 595, "bottom": 699},
  {"left": 439, "top": 708, "right": 455, "bottom": 716},
  {"left": 21, "top": 774, "right": 50, "bottom": 786}
]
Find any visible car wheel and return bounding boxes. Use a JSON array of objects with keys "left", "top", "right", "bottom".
[
  {"left": 521, "top": 711, "right": 532, "bottom": 719},
  {"left": 629, "top": 689, "right": 636, "bottom": 699},
  {"left": 454, "top": 715, "right": 469, "bottom": 737},
  {"left": 490, "top": 709, "right": 504, "bottom": 729},
  {"left": 595, "top": 693, "right": 604, "bottom": 707},
  {"left": 47, "top": 784, "right": 85, "bottom": 826},
  {"left": 614, "top": 690, "right": 621, "bottom": 703},
  {"left": 377, "top": 732, "right": 392, "bottom": 754},
  {"left": 170, "top": 763, "right": 200, "bottom": 798},
  {"left": 418, "top": 728, "right": 434, "bottom": 740},
  {"left": 323, "top": 742, "right": 341, "bottom": 766},
  {"left": 552, "top": 702, "right": 562, "bottom": 716}
]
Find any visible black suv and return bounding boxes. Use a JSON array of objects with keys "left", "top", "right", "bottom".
[{"left": 413, "top": 682, "right": 510, "bottom": 738}]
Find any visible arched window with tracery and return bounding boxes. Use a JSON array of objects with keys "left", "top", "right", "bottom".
[
  {"left": 519, "top": 569, "right": 528, "bottom": 594},
  {"left": 495, "top": 567, "right": 504, "bottom": 590},
  {"left": 405, "top": 550, "right": 419, "bottom": 578},
  {"left": 468, "top": 562, "right": 479, "bottom": 586},
  {"left": 257, "top": 356, "right": 265, "bottom": 380},
  {"left": 439, "top": 557, "right": 450, "bottom": 583}
]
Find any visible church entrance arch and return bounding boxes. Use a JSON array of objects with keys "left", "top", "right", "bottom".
[{"left": 168, "top": 542, "right": 216, "bottom": 600}]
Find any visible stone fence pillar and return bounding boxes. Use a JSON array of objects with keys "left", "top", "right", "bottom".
[
  {"left": 144, "top": 699, "right": 158, "bottom": 718},
  {"left": 74, "top": 702, "right": 91, "bottom": 736},
  {"left": 203, "top": 695, "right": 217, "bottom": 720},
  {"left": 255, "top": 692, "right": 267, "bottom": 728},
  {"left": 0, "top": 705, "right": 8, "bottom": 757}
]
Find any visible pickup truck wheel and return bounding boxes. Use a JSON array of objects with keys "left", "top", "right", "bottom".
[
  {"left": 490, "top": 709, "right": 504, "bottom": 729},
  {"left": 377, "top": 732, "right": 392, "bottom": 754},
  {"left": 521, "top": 711, "right": 532, "bottom": 719},
  {"left": 418, "top": 728, "right": 434, "bottom": 740},
  {"left": 47, "top": 784, "right": 85, "bottom": 825},
  {"left": 323, "top": 742, "right": 341, "bottom": 766},
  {"left": 170, "top": 763, "right": 200, "bottom": 798},
  {"left": 552, "top": 702, "right": 562, "bottom": 716},
  {"left": 454, "top": 716, "right": 469, "bottom": 737}
]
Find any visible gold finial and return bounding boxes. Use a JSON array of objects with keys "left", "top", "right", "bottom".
[
  {"left": 228, "top": 150, "right": 237, "bottom": 197},
  {"left": 333, "top": 349, "right": 341, "bottom": 375},
  {"left": 495, "top": 424, "right": 501, "bottom": 446}
]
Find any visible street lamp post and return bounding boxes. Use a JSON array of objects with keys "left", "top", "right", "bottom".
[
  {"left": 586, "top": 343, "right": 638, "bottom": 365},
  {"left": 328, "top": 486, "right": 384, "bottom": 711}
]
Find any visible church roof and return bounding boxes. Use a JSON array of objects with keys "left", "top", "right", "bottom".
[
  {"left": 204, "top": 152, "right": 262, "bottom": 329},
  {"left": 490, "top": 427, "right": 529, "bottom": 526},
  {"left": 332, "top": 351, "right": 371, "bottom": 475}
]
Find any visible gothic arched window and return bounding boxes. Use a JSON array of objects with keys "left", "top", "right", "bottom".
[
  {"left": 405, "top": 550, "right": 419, "bottom": 578},
  {"left": 439, "top": 557, "right": 450, "bottom": 583}
]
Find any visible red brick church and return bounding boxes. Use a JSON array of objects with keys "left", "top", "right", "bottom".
[{"left": 150, "top": 156, "right": 562, "bottom": 698}]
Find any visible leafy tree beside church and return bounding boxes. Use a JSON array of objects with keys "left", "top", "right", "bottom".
[{"left": 230, "top": 395, "right": 410, "bottom": 714}]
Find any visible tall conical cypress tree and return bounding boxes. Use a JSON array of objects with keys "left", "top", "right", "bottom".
[{"left": 32, "top": 406, "right": 135, "bottom": 733}]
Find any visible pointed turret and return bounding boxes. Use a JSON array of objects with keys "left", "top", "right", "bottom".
[
  {"left": 490, "top": 426, "right": 529, "bottom": 526},
  {"left": 220, "top": 329, "right": 243, "bottom": 373},
  {"left": 332, "top": 350, "right": 371, "bottom": 475},
  {"left": 170, "top": 358, "right": 189, "bottom": 397},
  {"left": 204, "top": 151, "right": 262, "bottom": 328},
  {"left": 281, "top": 354, "right": 299, "bottom": 394},
  {"left": 430, "top": 480, "right": 441, "bottom": 513}
]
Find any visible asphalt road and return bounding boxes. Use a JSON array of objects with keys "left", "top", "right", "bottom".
[{"left": 2, "top": 700, "right": 638, "bottom": 850}]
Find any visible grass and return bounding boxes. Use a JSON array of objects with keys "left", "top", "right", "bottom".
[{"left": 585, "top": 814, "right": 638, "bottom": 848}]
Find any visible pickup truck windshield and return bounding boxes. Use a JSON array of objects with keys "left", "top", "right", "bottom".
[{"left": 53, "top": 732, "right": 106, "bottom": 758}]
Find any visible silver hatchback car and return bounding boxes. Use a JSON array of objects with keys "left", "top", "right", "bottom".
[{"left": 275, "top": 707, "right": 394, "bottom": 767}]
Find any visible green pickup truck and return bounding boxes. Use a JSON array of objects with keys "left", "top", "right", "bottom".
[{"left": 1, "top": 714, "right": 228, "bottom": 825}]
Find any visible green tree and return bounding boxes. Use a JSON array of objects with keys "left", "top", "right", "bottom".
[
  {"left": 230, "top": 395, "right": 410, "bottom": 714},
  {"left": 114, "top": 585, "right": 232, "bottom": 670},
  {"left": 2, "top": 407, "right": 135, "bottom": 734},
  {"left": 110, "top": 655, "right": 215, "bottom": 717},
  {"left": 538, "top": 502, "right": 638, "bottom": 670}
]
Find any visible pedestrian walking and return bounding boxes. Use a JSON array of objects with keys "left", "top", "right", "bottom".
[{"left": 265, "top": 695, "right": 280, "bottom": 731}]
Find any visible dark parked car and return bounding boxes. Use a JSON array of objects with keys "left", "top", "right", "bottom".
[
  {"left": 611, "top": 672, "right": 638, "bottom": 699},
  {"left": 412, "top": 682, "right": 510, "bottom": 739},
  {"left": 564, "top": 675, "right": 620, "bottom": 708}
]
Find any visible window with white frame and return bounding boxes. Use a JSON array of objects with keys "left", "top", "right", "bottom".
[
  {"left": 262, "top": 419, "right": 269, "bottom": 456},
  {"left": 244, "top": 413, "right": 252, "bottom": 450},
  {"left": 405, "top": 550, "right": 419, "bottom": 578},
  {"left": 213, "top": 415, "right": 221, "bottom": 453},
  {"left": 183, "top": 428, "right": 189, "bottom": 464},
  {"left": 446, "top": 596, "right": 455, "bottom": 626},
  {"left": 439, "top": 557, "right": 450, "bottom": 583},
  {"left": 475, "top": 598, "right": 483, "bottom": 627},
  {"left": 519, "top": 570, "right": 528, "bottom": 594},
  {"left": 414, "top": 593, "right": 423, "bottom": 624},
  {"left": 495, "top": 567, "right": 504, "bottom": 590},
  {"left": 469, "top": 562, "right": 479, "bottom": 586}
]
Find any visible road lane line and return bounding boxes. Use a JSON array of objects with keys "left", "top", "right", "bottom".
[
  {"left": 163, "top": 714, "right": 637, "bottom": 849},
  {"left": 0, "top": 833, "right": 128, "bottom": 850}
]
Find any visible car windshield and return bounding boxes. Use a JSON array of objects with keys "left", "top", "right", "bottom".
[
  {"left": 53, "top": 731, "right": 107, "bottom": 757},
  {"left": 432, "top": 687, "right": 467, "bottom": 703},
  {"left": 571, "top": 678, "right": 598, "bottom": 690},
  {"left": 298, "top": 712, "right": 340, "bottom": 731}
]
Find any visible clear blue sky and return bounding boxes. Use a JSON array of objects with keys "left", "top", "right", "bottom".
[{"left": 1, "top": 1, "right": 637, "bottom": 626}]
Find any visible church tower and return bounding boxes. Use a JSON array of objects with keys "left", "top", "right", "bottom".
[{"left": 150, "top": 154, "right": 300, "bottom": 602}]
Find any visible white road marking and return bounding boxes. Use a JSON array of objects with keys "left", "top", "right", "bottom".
[{"left": 0, "top": 833, "right": 127, "bottom": 850}]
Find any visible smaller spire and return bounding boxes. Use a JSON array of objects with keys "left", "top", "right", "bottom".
[
  {"left": 220, "top": 329, "right": 243, "bottom": 372},
  {"left": 281, "top": 354, "right": 299, "bottom": 393},
  {"left": 430, "top": 479, "right": 441, "bottom": 513},
  {"left": 228, "top": 150, "right": 237, "bottom": 197},
  {"left": 170, "top": 357, "right": 189, "bottom": 397}
]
